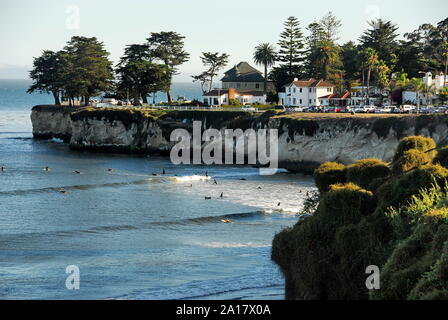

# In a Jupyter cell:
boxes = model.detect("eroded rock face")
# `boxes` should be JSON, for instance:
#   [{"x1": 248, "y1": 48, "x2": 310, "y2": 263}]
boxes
[{"x1": 31, "y1": 105, "x2": 448, "y2": 172}]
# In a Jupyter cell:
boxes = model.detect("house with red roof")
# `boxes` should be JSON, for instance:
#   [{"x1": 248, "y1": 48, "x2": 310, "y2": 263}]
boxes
[{"x1": 279, "y1": 78, "x2": 334, "y2": 107}]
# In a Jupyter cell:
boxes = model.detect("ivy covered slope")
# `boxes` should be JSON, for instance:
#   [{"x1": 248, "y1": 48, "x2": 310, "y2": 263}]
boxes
[{"x1": 272, "y1": 136, "x2": 448, "y2": 300}]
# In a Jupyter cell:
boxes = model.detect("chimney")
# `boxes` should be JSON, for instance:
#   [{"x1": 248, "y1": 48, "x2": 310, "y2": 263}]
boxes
[
  {"x1": 229, "y1": 88, "x2": 236, "y2": 99},
  {"x1": 293, "y1": 78, "x2": 298, "y2": 82}
]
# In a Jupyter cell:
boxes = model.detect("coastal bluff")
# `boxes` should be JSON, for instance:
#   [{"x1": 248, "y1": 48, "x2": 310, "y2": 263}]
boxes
[{"x1": 31, "y1": 105, "x2": 448, "y2": 172}]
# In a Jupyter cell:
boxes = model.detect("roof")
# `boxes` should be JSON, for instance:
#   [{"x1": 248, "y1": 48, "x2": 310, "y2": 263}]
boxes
[
  {"x1": 320, "y1": 92, "x2": 351, "y2": 99},
  {"x1": 221, "y1": 62, "x2": 265, "y2": 83},
  {"x1": 285, "y1": 78, "x2": 334, "y2": 88},
  {"x1": 203, "y1": 89, "x2": 264, "y2": 97}
]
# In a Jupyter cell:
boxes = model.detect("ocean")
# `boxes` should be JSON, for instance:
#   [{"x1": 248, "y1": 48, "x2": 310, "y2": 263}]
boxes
[{"x1": 0, "y1": 79, "x2": 313, "y2": 300}]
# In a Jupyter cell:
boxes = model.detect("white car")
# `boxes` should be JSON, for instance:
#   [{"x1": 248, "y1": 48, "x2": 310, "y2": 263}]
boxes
[
  {"x1": 400, "y1": 105, "x2": 416, "y2": 113},
  {"x1": 376, "y1": 106, "x2": 394, "y2": 113},
  {"x1": 286, "y1": 107, "x2": 306, "y2": 112},
  {"x1": 354, "y1": 105, "x2": 376, "y2": 113},
  {"x1": 241, "y1": 105, "x2": 258, "y2": 112}
]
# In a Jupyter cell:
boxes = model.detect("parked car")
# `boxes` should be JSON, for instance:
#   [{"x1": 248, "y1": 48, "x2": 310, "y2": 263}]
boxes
[
  {"x1": 376, "y1": 106, "x2": 394, "y2": 113},
  {"x1": 286, "y1": 107, "x2": 306, "y2": 112},
  {"x1": 354, "y1": 105, "x2": 376, "y2": 113},
  {"x1": 400, "y1": 105, "x2": 416, "y2": 113},
  {"x1": 241, "y1": 105, "x2": 258, "y2": 112}
]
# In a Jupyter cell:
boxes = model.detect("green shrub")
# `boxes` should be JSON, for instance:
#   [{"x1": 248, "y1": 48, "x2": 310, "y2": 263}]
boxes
[
  {"x1": 314, "y1": 162, "x2": 347, "y2": 193},
  {"x1": 376, "y1": 164, "x2": 448, "y2": 212},
  {"x1": 392, "y1": 149, "x2": 432, "y2": 175},
  {"x1": 346, "y1": 158, "x2": 390, "y2": 190},
  {"x1": 393, "y1": 136, "x2": 436, "y2": 162},
  {"x1": 433, "y1": 146, "x2": 448, "y2": 168}
]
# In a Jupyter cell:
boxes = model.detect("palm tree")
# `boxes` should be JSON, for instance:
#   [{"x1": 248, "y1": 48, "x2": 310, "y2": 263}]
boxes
[
  {"x1": 315, "y1": 40, "x2": 340, "y2": 80},
  {"x1": 253, "y1": 43, "x2": 276, "y2": 94},
  {"x1": 363, "y1": 48, "x2": 379, "y2": 103},
  {"x1": 409, "y1": 78, "x2": 425, "y2": 113}
]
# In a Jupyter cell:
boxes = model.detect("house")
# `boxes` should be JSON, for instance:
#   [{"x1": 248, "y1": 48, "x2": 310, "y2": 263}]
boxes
[
  {"x1": 221, "y1": 62, "x2": 274, "y2": 92},
  {"x1": 319, "y1": 92, "x2": 351, "y2": 107},
  {"x1": 349, "y1": 84, "x2": 384, "y2": 106},
  {"x1": 203, "y1": 88, "x2": 266, "y2": 106},
  {"x1": 402, "y1": 72, "x2": 447, "y2": 105},
  {"x1": 279, "y1": 78, "x2": 334, "y2": 107}
]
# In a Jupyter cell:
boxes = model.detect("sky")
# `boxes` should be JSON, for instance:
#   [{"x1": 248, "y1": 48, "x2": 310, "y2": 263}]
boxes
[{"x1": 0, "y1": 0, "x2": 447, "y2": 82}]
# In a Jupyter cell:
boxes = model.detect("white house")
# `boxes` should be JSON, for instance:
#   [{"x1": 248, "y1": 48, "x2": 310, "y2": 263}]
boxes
[
  {"x1": 402, "y1": 72, "x2": 447, "y2": 105},
  {"x1": 279, "y1": 79, "x2": 334, "y2": 107},
  {"x1": 203, "y1": 88, "x2": 266, "y2": 106}
]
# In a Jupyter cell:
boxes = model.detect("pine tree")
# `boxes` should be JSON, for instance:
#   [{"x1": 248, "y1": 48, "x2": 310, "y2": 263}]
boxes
[{"x1": 277, "y1": 16, "x2": 305, "y2": 78}]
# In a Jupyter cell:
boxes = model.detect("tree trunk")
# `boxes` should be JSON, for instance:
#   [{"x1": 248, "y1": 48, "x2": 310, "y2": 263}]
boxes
[
  {"x1": 445, "y1": 55, "x2": 447, "y2": 88},
  {"x1": 264, "y1": 64, "x2": 268, "y2": 95},
  {"x1": 133, "y1": 89, "x2": 141, "y2": 106},
  {"x1": 53, "y1": 91, "x2": 60, "y2": 105},
  {"x1": 167, "y1": 90, "x2": 173, "y2": 104},
  {"x1": 142, "y1": 93, "x2": 148, "y2": 104},
  {"x1": 367, "y1": 68, "x2": 371, "y2": 105},
  {"x1": 84, "y1": 96, "x2": 90, "y2": 106}
]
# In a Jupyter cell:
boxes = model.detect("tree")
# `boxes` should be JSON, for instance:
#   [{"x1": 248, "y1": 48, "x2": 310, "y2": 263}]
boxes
[
  {"x1": 277, "y1": 16, "x2": 305, "y2": 77},
  {"x1": 147, "y1": 32, "x2": 189, "y2": 103},
  {"x1": 116, "y1": 44, "x2": 169, "y2": 106},
  {"x1": 360, "y1": 19, "x2": 399, "y2": 69},
  {"x1": 28, "y1": 50, "x2": 67, "y2": 105},
  {"x1": 63, "y1": 36, "x2": 114, "y2": 106},
  {"x1": 319, "y1": 11, "x2": 342, "y2": 42},
  {"x1": 253, "y1": 43, "x2": 276, "y2": 94},
  {"x1": 192, "y1": 72, "x2": 211, "y2": 95},
  {"x1": 439, "y1": 87, "x2": 448, "y2": 104},
  {"x1": 409, "y1": 77, "x2": 425, "y2": 112},
  {"x1": 341, "y1": 41, "x2": 362, "y2": 83},
  {"x1": 362, "y1": 47, "x2": 379, "y2": 100},
  {"x1": 314, "y1": 40, "x2": 341, "y2": 81},
  {"x1": 443, "y1": 41, "x2": 448, "y2": 88},
  {"x1": 199, "y1": 52, "x2": 229, "y2": 92}
]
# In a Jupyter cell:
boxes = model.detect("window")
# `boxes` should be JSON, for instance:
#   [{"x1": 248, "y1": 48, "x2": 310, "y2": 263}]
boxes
[
  {"x1": 293, "y1": 88, "x2": 296, "y2": 93},
  {"x1": 327, "y1": 88, "x2": 332, "y2": 92},
  {"x1": 293, "y1": 98, "x2": 296, "y2": 104},
  {"x1": 204, "y1": 98, "x2": 208, "y2": 104},
  {"x1": 300, "y1": 88, "x2": 302, "y2": 93},
  {"x1": 309, "y1": 88, "x2": 312, "y2": 93},
  {"x1": 255, "y1": 83, "x2": 260, "y2": 89},
  {"x1": 299, "y1": 99, "x2": 302, "y2": 104},
  {"x1": 309, "y1": 99, "x2": 312, "y2": 104},
  {"x1": 213, "y1": 98, "x2": 218, "y2": 105},
  {"x1": 223, "y1": 98, "x2": 227, "y2": 103}
]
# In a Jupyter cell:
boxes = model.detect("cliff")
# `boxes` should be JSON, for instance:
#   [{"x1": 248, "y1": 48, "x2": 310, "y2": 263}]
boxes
[{"x1": 31, "y1": 105, "x2": 448, "y2": 172}]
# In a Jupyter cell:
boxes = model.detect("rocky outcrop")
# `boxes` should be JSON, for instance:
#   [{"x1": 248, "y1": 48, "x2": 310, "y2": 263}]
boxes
[{"x1": 31, "y1": 105, "x2": 448, "y2": 172}]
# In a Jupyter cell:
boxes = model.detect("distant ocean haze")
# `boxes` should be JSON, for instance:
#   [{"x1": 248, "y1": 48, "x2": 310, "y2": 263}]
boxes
[{"x1": 0, "y1": 79, "x2": 204, "y2": 110}]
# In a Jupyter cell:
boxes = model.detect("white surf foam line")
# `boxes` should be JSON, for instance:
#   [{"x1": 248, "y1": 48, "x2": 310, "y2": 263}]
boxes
[
  {"x1": 192, "y1": 241, "x2": 271, "y2": 248},
  {"x1": 169, "y1": 175, "x2": 211, "y2": 182}
]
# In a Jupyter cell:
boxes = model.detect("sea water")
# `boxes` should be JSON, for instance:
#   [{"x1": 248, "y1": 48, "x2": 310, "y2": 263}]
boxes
[{"x1": 0, "y1": 80, "x2": 314, "y2": 299}]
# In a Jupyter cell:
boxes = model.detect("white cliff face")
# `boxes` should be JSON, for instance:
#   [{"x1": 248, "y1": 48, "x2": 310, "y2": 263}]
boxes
[
  {"x1": 31, "y1": 107, "x2": 74, "y2": 142},
  {"x1": 31, "y1": 106, "x2": 448, "y2": 172}
]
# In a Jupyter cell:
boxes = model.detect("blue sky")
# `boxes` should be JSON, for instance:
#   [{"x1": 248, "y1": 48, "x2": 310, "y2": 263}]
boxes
[{"x1": 0, "y1": 0, "x2": 447, "y2": 81}]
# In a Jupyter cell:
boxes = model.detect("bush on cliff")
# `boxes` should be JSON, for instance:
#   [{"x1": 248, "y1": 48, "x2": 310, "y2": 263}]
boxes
[
  {"x1": 371, "y1": 183, "x2": 448, "y2": 300},
  {"x1": 376, "y1": 164, "x2": 448, "y2": 212},
  {"x1": 433, "y1": 146, "x2": 448, "y2": 168},
  {"x1": 392, "y1": 149, "x2": 432, "y2": 175},
  {"x1": 273, "y1": 135, "x2": 448, "y2": 300},
  {"x1": 313, "y1": 162, "x2": 346, "y2": 193},
  {"x1": 272, "y1": 183, "x2": 379, "y2": 299},
  {"x1": 393, "y1": 136, "x2": 436, "y2": 162},
  {"x1": 346, "y1": 158, "x2": 390, "y2": 190}
]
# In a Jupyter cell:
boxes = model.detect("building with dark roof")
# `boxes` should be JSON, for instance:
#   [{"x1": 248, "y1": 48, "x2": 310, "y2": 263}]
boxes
[{"x1": 220, "y1": 62, "x2": 274, "y2": 92}]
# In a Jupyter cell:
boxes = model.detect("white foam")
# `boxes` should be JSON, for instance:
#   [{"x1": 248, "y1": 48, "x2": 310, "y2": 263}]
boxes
[
  {"x1": 194, "y1": 241, "x2": 271, "y2": 248},
  {"x1": 170, "y1": 175, "x2": 211, "y2": 182}
]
